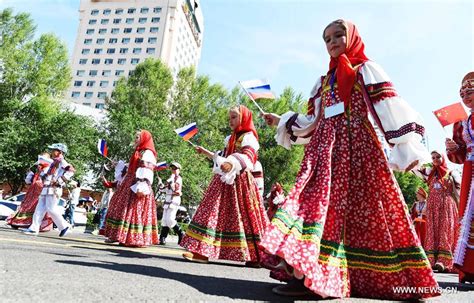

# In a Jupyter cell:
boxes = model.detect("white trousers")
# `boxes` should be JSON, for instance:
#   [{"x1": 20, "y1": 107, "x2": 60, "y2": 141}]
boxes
[
  {"x1": 29, "y1": 194, "x2": 69, "y2": 232},
  {"x1": 161, "y1": 206, "x2": 178, "y2": 228}
]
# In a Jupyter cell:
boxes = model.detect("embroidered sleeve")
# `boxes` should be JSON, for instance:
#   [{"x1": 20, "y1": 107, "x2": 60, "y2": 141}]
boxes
[
  {"x1": 275, "y1": 77, "x2": 323, "y2": 149},
  {"x1": 447, "y1": 121, "x2": 467, "y2": 164},
  {"x1": 131, "y1": 149, "x2": 156, "y2": 195},
  {"x1": 360, "y1": 61, "x2": 430, "y2": 171}
]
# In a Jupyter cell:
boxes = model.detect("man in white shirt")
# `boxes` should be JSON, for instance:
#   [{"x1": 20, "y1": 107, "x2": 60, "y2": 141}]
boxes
[
  {"x1": 66, "y1": 181, "x2": 81, "y2": 227},
  {"x1": 23, "y1": 143, "x2": 74, "y2": 237}
]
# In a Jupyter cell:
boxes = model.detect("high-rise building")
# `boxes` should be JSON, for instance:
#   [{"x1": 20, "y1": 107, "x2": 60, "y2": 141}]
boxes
[{"x1": 67, "y1": 0, "x2": 204, "y2": 109}]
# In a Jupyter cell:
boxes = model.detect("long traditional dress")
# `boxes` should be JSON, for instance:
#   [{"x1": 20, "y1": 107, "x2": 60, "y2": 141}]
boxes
[
  {"x1": 180, "y1": 107, "x2": 269, "y2": 262},
  {"x1": 259, "y1": 21, "x2": 438, "y2": 299},
  {"x1": 417, "y1": 163, "x2": 459, "y2": 272},
  {"x1": 448, "y1": 118, "x2": 474, "y2": 283},
  {"x1": 103, "y1": 130, "x2": 159, "y2": 247},
  {"x1": 7, "y1": 167, "x2": 53, "y2": 231},
  {"x1": 410, "y1": 200, "x2": 427, "y2": 247}
]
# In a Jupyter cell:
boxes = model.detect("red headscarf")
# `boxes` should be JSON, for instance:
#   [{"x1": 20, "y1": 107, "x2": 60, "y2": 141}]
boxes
[
  {"x1": 328, "y1": 20, "x2": 369, "y2": 108},
  {"x1": 128, "y1": 130, "x2": 157, "y2": 173},
  {"x1": 427, "y1": 151, "x2": 449, "y2": 184},
  {"x1": 226, "y1": 105, "x2": 258, "y2": 156}
]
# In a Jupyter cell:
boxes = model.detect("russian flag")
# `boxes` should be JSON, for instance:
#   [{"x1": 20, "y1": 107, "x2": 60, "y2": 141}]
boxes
[
  {"x1": 240, "y1": 79, "x2": 275, "y2": 100},
  {"x1": 37, "y1": 155, "x2": 53, "y2": 166},
  {"x1": 175, "y1": 122, "x2": 198, "y2": 141},
  {"x1": 155, "y1": 161, "x2": 168, "y2": 171},
  {"x1": 97, "y1": 139, "x2": 108, "y2": 157}
]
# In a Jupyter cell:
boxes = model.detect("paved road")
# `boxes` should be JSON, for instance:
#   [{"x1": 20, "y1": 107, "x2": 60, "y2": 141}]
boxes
[{"x1": 0, "y1": 224, "x2": 473, "y2": 302}]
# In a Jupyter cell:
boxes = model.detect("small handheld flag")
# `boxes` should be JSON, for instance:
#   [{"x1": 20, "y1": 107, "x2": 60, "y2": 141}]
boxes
[
  {"x1": 175, "y1": 122, "x2": 198, "y2": 141},
  {"x1": 155, "y1": 161, "x2": 168, "y2": 171},
  {"x1": 97, "y1": 139, "x2": 108, "y2": 157},
  {"x1": 239, "y1": 79, "x2": 275, "y2": 114},
  {"x1": 433, "y1": 102, "x2": 468, "y2": 127},
  {"x1": 37, "y1": 155, "x2": 53, "y2": 167}
]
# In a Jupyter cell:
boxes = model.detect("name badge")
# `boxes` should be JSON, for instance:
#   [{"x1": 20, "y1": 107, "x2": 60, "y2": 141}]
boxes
[
  {"x1": 433, "y1": 182, "x2": 442, "y2": 189},
  {"x1": 325, "y1": 102, "x2": 344, "y2": 118}
]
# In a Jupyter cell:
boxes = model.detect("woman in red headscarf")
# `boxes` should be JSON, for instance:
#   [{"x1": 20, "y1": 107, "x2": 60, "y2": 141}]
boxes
[
  {"x1": 102, "y1": 130, "x2": 159, "y2": 247},
  {"x1": 417, "y1": 151, "x2": 459, "y2": 273},
  {"x1": 7, "y1": 153, "x2": 53, "y2": 231},
  {"x1": 180, "y1": 105, "x2": 269, "y2": 266},
  {"x1": 261, "y1": 20, "x2": 438, "y2": 299}
]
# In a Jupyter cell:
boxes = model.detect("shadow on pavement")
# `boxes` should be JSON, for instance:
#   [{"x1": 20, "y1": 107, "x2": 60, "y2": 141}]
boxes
[
  {"x1": 55, "y1": 259, "x2": 318, "y2": 301},
  {"x1": 438, "y1": 281, "x2": 474, "y2": 292}
]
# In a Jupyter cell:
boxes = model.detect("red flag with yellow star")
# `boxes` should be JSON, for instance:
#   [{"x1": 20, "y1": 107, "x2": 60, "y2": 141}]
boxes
[{"x1": 433, "y1": 102, "x2": 467, "y2": 127}]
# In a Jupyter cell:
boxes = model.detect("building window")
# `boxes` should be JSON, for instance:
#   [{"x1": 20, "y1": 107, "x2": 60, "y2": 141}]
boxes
[
  {"x1": 79, "y1": 59, "x2": 87, "y2": 65},
  {"x1": 118, "y1": 58, "x2": 126, "y2": 65},
  {"x1": 84, "y1": 39, "x2": 92, "y2": 45},
  {"x1": 102, "y1": 70, "x2": 111, "y2": 76},
  {"x1": 86, "y1": 80, "x2": 95, "y2": 87},
  {"x1": 135, "y1": 38, "x2": 144, "y2": 43},
  {"x1": 139, "y1": 17, "x2": 147, "y2": 24},
  {"x1": 146, "y1": 48, "x2": 156, "y2": 54},
  {"x1": 76, "y1": 70, "x2": 85, "y2": 76},
  {"x1": 131, "y1": 58, "x2": 140, "y2": 65},
  {"x1": 151, "y1": 17, "x2": 160, "y2": 23},
  {"x1": 103, "y1": 9, "x2": 111, "y2": 15},
  {"x1": 133, "y1": 48, "x2": 141, "y2": 54},
  {"x1": 86, "y1": 29, "x2": 94, "y2": 35},
  {"x1": 98, "y1": 92, "x2": 107, "y2": 99},
  {"x1": 99, "y1": 28, "x2": 107, "y2": 34},
  {"x1": 115, "y1": 70, "x2": 124, "y2": 76},
  {"x1": 92, "y1": 59, "x2": 100, "y2": 65},
  {"x1": 107, "y1": 48, "x2": 115, "y2": 54},
  {"x1": 137, "y1": 27, "x2": 145, "y2": 34},
  {"x1": 105, "y1": 59, "x2": 113, "y2": 65},
  {"x1": 96, "y1": 38, "x2": 105, "y2": 44},
  {"x1": 127, "y1": 8, "x2": 136, "y2": 14},
  {"x1": 71, "y1": 92, "x2": 80, "y2": 98},
  {"x1": 94, "y1": 48, "x2": 103, "y2": 54},
  {"x1": 111, "y1": 28, "x2": 120, "y2": 34},
  {"x1": 115, "y1": 8, "x2": 123, "y2": 14},
  {"x1": 113, "y1": 81, "x2": 118, "y2": 87},
  {"x1": 101, "y1": 19, "x2": 109, "y2": 25},
  {"x1": 74, "y1": 81, "x2": 82, "y2": 87},
  {"x1": 85, "y1": 92, "x2": 93, "y2": 98},
  {"x1": 141, "y1": 7, "x2": 149, "y2": 13},
  {"x1": 124, "y1": 28, "x2": 132, "y2": 33},
  {"x1": 153, "y1": 7, "x2": 162, "y2": 13},
  {"x1": 109, "y1": 38, "x2": 118, "y2": 44},
  {"x1": 128, "y1": 70, "x2": 134, "y2": 76},
  {"x1": 95, "y1": 103, "x2": 105, "y2": 109},
  {"x1": 119, "y1": 48, "x2": 128, "y2": 54},
  {"x1": 122, "y1": 38, "x2": 130, "y2": 44},
  {"x1": 89, "y1": 19, "x2": 97, "y2": 25},
  {"x1": 91, "y1": 9, "x2": 99, "y2": 16},
  {"x1": 100, "y1": 81, "x2": 109, "y2": 88},
  {"x1": 113, "y1": 18, "x2": 121, "y2": 24},
  {"x1": 81, "y1": 49, "x2": 90, "y2": 55},
  {"x1": 126, "y1": 18, "x2": 134, "y2": 24},
  {"x1": 148, "y1": 37, "x2": 157, "y2": 44},
  {"x1": 150, "y1": 27, "x2": 159, "y2": 33},
  {"x1": 89, "y1": 70, "x2": 98, "y2": 76}
]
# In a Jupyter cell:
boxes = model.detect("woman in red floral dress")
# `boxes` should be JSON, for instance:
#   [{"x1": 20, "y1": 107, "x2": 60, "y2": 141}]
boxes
[
  {"x1": 102, "y1": 130, "x2": 159, "y2": 247},
  {"x1": 417, "y1": 151, "x2": 459, "y2": 272},
  {"x1": 7, "y1": 154, "x2": 53, "y2": 231},
  {"x1": 180, "y1": 105, "x2": 269, "y2": 266},
  {"x1": 261, "y1": 19, "x2": 439, "y2": 299},
  {"x1": 410, "y1": 187, "x2": 428, "y2": 248}
]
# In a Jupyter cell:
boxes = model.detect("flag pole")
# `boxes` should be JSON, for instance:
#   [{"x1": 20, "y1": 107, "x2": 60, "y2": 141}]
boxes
[
  {"x1": 186, "y1": 140, "x2": 197, "y2": 148},
  {"x1": 238, "y1": 81, "x2": 266, "y2": 115}
]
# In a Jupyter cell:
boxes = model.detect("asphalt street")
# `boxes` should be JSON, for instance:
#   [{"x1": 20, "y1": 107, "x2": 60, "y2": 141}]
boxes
[{"x1": 0, "y1": 224, "x2": 473, "y2": 302}]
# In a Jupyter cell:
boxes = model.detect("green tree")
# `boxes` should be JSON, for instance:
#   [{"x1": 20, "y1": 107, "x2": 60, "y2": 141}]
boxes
[{"x1": 394, "y1": 171, "x2": 427, "y2": 209}]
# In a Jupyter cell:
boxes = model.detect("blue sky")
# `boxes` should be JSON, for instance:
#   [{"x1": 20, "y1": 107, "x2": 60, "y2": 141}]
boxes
[{"x1": 1, "y1": 0, "x2": 473, "y2": 153}]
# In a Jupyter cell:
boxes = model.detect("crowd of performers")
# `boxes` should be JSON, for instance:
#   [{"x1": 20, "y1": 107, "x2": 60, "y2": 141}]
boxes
[{"x1": 5, "y1": 19, "x2": 474, "y2": 299}]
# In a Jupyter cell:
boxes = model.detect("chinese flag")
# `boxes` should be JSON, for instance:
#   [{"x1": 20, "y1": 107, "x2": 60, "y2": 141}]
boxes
[{"x1": 433, "y1": 102, "x2": 468, "y2": 127}]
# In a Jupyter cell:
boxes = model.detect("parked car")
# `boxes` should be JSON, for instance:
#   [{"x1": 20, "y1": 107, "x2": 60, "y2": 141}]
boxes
[{"x1": 0, "y1": 192, "x2": 87, "y2": 225}]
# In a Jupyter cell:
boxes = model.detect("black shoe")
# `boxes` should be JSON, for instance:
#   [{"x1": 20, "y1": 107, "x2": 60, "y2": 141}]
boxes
[
  {"x1": 159, "y1": 237, "x2": 166, "y2": 245},
  {"x1": 272, "y1": 278, "x2": 312, "y2": 297},
  {"x1": 59, "y1": 227, "x2": 70, "y2": 237}
]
